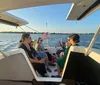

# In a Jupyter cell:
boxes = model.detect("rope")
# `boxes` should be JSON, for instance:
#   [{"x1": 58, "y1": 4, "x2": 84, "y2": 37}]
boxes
[{"x1": 25, "y1": 25, "x2": 39, "y2": 32}]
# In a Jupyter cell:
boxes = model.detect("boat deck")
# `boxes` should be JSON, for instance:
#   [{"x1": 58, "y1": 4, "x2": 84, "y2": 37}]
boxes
[
  {"x1": 47, "y1": 63, "x2": 58, "y2": 77},
  {"x1": 0, "y1": 79, "x2": 75, "y2": 85}
]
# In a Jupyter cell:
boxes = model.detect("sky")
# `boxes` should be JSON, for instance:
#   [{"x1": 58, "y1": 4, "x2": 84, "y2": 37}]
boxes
[{"x1": 0, "y1": 4, "x2": 100, "y2": 33}]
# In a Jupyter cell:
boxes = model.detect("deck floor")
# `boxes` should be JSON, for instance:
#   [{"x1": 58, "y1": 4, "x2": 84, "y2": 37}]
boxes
[
  {"x1": 47, "y1": 63, "x2": 58, "y2": 77},
  {"x1": 0, "y1": 79, "x2": 75, "y2": 85}
]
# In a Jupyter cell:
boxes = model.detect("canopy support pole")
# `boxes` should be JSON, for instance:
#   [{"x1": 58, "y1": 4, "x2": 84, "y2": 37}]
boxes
[
  {"x1": 19, "y1": 26, "x2": 26, "y2": 32},
  {"x1": 25, "y1": 25, "x2": 39, "y2": 32},
  {"x1": 85, "y1": 25, "x2": 100, "y2": 56}
]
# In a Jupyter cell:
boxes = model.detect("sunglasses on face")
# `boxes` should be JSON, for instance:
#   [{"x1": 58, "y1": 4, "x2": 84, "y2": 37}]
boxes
[
  {"x1": 28, "y1": 37, "x2": 31, "y2": 39},
  {"x1": 67, "y1": 39, "x2": 70, "y2": 41}
]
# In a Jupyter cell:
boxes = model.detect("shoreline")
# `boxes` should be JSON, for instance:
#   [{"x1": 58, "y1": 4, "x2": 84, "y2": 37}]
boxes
[{"x1": 0, "y1": 32, "x2": 95, "y2": 35}]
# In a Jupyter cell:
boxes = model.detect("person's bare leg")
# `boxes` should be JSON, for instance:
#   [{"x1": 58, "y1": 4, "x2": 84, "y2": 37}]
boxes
[
  {"x1": 44, "y1": 53, "x2": 52, "y2": 72},
  {"x1": 57, "y1": 65, "x2": 62, "y2": 76},
  {"x1": 44, "y1": 53, "x2": 49, "y2": 68}
]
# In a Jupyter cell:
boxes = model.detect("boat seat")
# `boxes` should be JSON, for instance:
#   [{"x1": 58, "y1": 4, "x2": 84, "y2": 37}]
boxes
[
  {"x1": 0, "y1": 48, "x2": 62, "y2": 82},
  {"x1": 62, "y1": 46, "x2": 100, "y2": 85},
  {"x1": 0, "y1": 50, "x2": 34, "y2": 81}
]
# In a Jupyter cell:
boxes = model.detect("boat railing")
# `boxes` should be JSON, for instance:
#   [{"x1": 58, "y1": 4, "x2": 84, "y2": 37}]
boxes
[{"x1": 85, "y1": 25, "x2": 100, "y2": 56}]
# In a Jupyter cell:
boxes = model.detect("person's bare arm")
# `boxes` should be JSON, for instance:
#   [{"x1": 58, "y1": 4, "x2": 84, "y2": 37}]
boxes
[
  {"x1": 59, "y1": 41, "x2": 63, "y2": 48},
  {"x1": 60, "y1": 52, "x2": 64, "y2": 57},
  {"x1": 29, "y1": 58, "x2": 45, "y2": 64}
]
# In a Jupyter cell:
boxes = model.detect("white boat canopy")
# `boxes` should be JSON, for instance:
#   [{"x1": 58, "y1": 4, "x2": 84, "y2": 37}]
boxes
[
  {"x1": 0, "y1": 0, "x2": 99, "y2": 20},
  {"x1": 0, "y1": 12, "x2": 28, "y2": 26},
  {"x1": 0, "y1": 0, "x2": 99, "y2": 26}
]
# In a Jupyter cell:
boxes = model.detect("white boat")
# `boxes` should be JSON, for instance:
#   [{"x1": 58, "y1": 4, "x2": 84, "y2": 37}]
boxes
[{"x1": 0, "y1": 0, "x2": 100, "y2": 85}]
